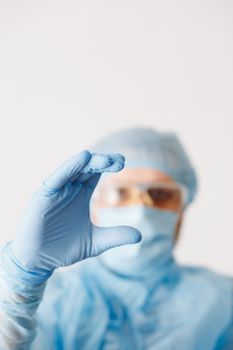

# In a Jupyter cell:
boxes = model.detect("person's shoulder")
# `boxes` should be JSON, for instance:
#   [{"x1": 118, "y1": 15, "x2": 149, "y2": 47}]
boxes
[
  {"x1": 177, "y1": 264, "x2": 233, "y2": 301},
  {"x1": 180, "y1": 264, "x2": 232, "y2": 283}
]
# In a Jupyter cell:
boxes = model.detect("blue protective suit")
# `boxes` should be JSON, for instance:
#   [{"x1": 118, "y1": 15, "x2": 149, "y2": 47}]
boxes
[
  {"x1": 0, "y1": 243, "x2": 233, "y2": 350},
  {"x1": 0, "y1": 127, "x2": 232, "y2": 350}
]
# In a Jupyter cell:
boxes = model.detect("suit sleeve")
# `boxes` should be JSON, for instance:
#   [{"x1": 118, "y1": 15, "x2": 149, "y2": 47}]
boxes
[{"x1": 0, "y1": 243, "x2": 49, "y2": 350}]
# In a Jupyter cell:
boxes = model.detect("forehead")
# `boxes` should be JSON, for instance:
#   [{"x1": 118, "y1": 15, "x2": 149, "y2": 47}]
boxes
[{"x1": 101, "y1": 168, "x2": 177, "y2": 186}]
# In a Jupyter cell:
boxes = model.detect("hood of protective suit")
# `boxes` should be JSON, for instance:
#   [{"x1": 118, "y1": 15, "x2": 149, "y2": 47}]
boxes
[{"x1": 90, "y1": 126, "x2": 196, "y2": 275}]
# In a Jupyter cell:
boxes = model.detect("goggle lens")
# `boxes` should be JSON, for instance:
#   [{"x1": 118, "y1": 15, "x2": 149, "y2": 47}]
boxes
[{"x1": 94, "y1": 183, "x2": 186, "y2": 211}]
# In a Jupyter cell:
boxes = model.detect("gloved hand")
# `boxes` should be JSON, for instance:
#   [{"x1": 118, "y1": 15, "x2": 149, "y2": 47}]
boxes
[{"x1": 11, "y1": 150, "x2": 141, "y2": 273}]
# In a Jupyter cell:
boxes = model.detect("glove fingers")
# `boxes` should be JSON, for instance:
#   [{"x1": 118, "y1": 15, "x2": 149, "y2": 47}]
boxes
[
  {"x1": 91, "y1": 225, "x2": 142, "y2": 257},
  {"x1": 76, "y1": 153, "x2": 125, "y2": 191},
  {"x1": 44, "y1": 150, "x2": 92, "y2": 190},
  {"x1": 79, "y1": 173, "x2": 102, "y2": 191},
  {"x1": 78, "y1": 153, "x2": 125, "y2": 178},
  {"x1": 43, "y1": 152, "x2": 125, "y2": 192}
]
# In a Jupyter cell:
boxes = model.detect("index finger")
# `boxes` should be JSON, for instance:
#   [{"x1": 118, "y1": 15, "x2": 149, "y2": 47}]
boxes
[
  {"x1": 76, "y1": 153, "x2": 125, "y2": 183},
  {"x1": 43, "y1": 150, "x2": 91, "y2": 190}
]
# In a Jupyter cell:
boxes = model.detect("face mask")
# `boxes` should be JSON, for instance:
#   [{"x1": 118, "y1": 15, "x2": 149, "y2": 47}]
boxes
[{"x1": 96, "y1": 205, "x2": 179, "y2": 273}]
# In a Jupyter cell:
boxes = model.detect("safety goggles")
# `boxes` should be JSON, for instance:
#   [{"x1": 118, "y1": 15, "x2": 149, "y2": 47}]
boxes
[{"x1": 93, "y1": 181, "x2": 188, "y2": 211}]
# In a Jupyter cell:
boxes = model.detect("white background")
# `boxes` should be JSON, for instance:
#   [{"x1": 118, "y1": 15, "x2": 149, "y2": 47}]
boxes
[{"x1": 0, "y1": 0, "x2": 233, "y2": 274}]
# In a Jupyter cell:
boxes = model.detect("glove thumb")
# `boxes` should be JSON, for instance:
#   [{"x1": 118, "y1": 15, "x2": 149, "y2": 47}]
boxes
[{"x1": 91, "y1": 225, "x2": 142, "y2": 257}]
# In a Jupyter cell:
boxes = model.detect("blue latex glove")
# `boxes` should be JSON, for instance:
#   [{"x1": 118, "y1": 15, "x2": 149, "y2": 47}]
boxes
[{"x1": 11, "y1": 150, "x2": 141, "y2": 273}]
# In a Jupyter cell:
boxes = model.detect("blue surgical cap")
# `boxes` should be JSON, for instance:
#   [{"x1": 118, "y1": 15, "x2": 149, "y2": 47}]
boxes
[{"x1": 90, "y1": 127, "x2": 198, "y2": 205}]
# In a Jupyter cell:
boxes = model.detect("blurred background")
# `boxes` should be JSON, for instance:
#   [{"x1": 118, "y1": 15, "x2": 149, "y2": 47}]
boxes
[{"x1": 0, "y1": 0, "x2": 232, "y2": 274}]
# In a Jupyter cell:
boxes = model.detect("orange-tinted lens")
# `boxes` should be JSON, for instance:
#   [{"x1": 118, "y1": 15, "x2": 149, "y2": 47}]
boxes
[{"x1": 147, "y1": 187, "x2": 182, "y2": 210}]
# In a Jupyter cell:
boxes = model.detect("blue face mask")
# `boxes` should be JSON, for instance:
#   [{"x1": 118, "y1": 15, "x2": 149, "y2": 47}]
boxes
[{"x1": 96, "y1": 205, "x2": 179, "y2": 274}]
